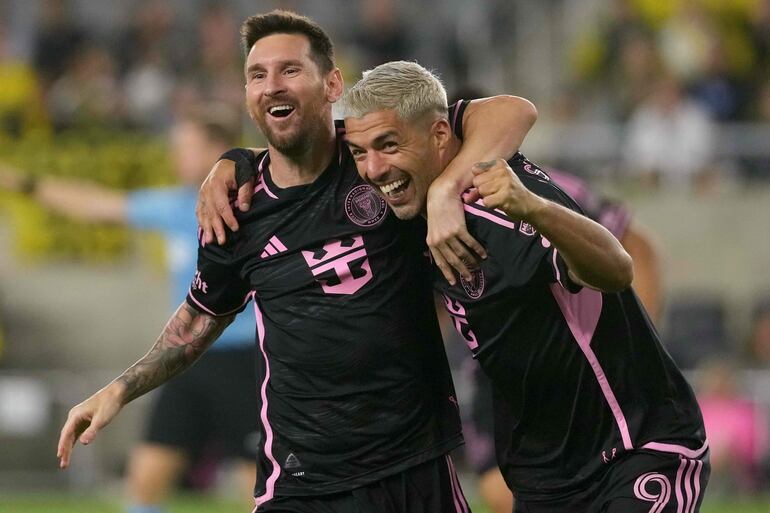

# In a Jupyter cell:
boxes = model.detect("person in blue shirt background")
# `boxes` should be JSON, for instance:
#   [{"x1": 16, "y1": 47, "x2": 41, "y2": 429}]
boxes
[{"x1": 0, "y1": 105, "x2": 258, "y2": 513}]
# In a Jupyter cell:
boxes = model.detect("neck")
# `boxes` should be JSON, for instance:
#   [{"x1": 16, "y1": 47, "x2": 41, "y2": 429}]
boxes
[
  {"x1": 268, "y1": 121, "x2": 337, "y2": 188},
  {"x1": 441, "y1": 136, "x2": 462, "y2": 170}
]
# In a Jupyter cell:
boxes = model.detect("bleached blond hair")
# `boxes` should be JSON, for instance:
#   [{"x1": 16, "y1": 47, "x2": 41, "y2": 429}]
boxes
[{"x1": 343, "y1": 61, "x2": 448, "y2": 123}]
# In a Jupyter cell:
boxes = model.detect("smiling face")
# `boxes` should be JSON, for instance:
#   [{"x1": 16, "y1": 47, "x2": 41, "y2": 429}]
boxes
[
  {"x1": 244, "y1": 33, "x2": 341, "y2": 156},
  {"x1": 344, "y1": 109, "x2": 448, "y2": 220}
]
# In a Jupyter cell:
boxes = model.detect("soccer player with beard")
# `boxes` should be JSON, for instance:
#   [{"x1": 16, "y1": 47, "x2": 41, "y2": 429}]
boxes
[
  {"x1": 57, "y1": 11, "x2": 538, "y2": 513},
  {"x1": 340, "y1": 61, "x2": 709, "y2": 513}
]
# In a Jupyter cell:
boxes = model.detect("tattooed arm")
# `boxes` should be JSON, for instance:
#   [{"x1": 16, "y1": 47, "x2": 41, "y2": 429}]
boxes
[{"x1": 57, "y1": 303, "x2": 233, "y2": 468}]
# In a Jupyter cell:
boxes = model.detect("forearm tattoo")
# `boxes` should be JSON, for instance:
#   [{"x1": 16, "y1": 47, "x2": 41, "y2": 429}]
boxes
[
  {"x1": 475, "y1": 160, "x2": 497, "y2": 171},
  {"x1": 116, "y1": 303, "x2": 233, "y2": 403}
]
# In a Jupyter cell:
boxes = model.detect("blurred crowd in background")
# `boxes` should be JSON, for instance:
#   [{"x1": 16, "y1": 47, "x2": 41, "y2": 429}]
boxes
[
  {"x1": 1, "y1": 0, "x2": 770, "y2": 505},
  {"x1": 2, "y1": 0, "x2": 770, "y2": 182}
]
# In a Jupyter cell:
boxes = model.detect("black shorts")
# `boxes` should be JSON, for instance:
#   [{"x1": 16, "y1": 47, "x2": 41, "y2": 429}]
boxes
[
  {"x1": 144, "y1": 345, "x2": 258, "y2": 460},
  {"x1": 254, "y1": 454, "x2": 471, "y2": 513},
  {"x1": 514, "y1": 449, "x2": 710, "y2": 513}
]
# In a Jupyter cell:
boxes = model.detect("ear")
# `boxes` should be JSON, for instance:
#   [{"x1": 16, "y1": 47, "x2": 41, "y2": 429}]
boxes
[
  {"x1": 431, "y1": 117, "x2": 453, "y2": 149},
  {"x1": 326, "y1": 68, "x2": 344, "y2": 103}
]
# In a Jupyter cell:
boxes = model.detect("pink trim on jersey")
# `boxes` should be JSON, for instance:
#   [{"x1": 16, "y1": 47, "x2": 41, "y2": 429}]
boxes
[
  {"x1": 187, "y1": 291, "x2": 217, "y2": 315},
  {"x1": 253, "y1": 300, "x2": 281, "y2": 508},
  {"x1": 641, "y1": 439, "x2": 710, "y2": 459},
  {"x1": 255, "y1": 153, "x2": 278, "y2": 199},
  {"x1": 187, "y1": 288, "x2": 252, "y2": 317},
  {"x1": 451, "y1": 100, "x2": 463, "y2": 134},
  {"x1": 445, "y1": 454, "x2": 470, "y2": 513},
  {"x1": 551, "y1": 249, "x2": 562, "y2": 284},
  {"x1": 549, "y1": 284, "x2": 634, "y2": 451},
  {"x1": 463, "y1": 204, "x2": 516, "y2": 230}
]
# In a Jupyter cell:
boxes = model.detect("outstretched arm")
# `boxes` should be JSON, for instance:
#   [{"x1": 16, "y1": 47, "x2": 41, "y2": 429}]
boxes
[
  {"x1": 57, "y1": 303, "x2": 233, "y2": 468},
  {"x1": 0, "y1": 163, "x2": 127, "y2": 223},
  {"x1": 472, "y1": 159, "x2": 633, "y2": 291},
  {"x1": 427, "y1": 96, "x2": 537, "y2": 284}
]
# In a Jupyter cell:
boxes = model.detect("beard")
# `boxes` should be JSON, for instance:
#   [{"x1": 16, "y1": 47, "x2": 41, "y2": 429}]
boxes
[{"x1": 254, "y1": 99, "x2": 327, "y2": 158}]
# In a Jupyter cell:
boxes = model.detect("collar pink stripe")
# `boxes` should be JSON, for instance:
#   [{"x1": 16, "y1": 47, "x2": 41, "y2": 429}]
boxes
[{"x1": 256, "y1": 153, "x2": 278, "y2": 199}]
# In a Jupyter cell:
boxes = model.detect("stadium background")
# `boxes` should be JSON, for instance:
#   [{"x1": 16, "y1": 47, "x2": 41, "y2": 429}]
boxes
[{"x1": 0, "y1": 0, "x2": 769, "y2": 511}]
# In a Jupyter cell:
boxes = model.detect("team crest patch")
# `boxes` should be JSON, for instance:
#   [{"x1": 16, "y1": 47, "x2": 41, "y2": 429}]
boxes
[
  {"x1": 519, "y1": 222, "x2": 536, "y2": 236},
  {"x1": 460, "y1": 269, "x2": 485, "y2": 299},
  {"x1": 345, "y1": 185, "x2": 387, "y2": 227}
]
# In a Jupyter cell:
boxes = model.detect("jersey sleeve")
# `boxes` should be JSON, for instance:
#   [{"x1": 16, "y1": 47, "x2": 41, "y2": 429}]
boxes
[
  {"x1": 486, "y1": 154, "x2": 583, "y2": 293},
  {"x1": 448, "y1": 99, "x2": 470, "y2": 140},
  {"x1": 219, "y1": 147, "x2": 260, "y2": 189},
  {"x1": 185, "y1": 232, "x2": 253, "y2": 317}
]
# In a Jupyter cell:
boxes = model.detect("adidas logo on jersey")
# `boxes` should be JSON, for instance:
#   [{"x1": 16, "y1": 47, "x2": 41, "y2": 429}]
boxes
[{"x1": 261, "y1": 235, "x2": 288, "y2": 258}]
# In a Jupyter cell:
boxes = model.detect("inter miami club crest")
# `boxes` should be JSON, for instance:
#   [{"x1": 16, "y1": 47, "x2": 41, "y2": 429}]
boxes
[
  {"x1": 345, "y1": 185, "x2": 387, "y2": 227},
  {"x1": 460, "y1": 269, "x2": 485, "y2": 299}
]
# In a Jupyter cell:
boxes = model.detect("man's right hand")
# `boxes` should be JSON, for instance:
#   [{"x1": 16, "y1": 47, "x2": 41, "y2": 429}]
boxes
[
  {"x1": 196, "y1": 159, "x2": 256, "y2": 245},
  {"x1": 57, "y1": 383, "x2": 125, "y2": 469}
]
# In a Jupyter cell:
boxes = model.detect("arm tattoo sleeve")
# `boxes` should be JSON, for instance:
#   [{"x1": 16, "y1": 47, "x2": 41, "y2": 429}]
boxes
[{"x1": 115, "y1": 303, "x2": 234, "y2": 404}]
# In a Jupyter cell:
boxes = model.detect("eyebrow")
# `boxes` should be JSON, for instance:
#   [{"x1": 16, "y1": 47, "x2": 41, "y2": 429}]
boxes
[
  {"x1": 372, "y1": 131, "x2": 398, "y2": 146},
  {"x1": 246, "y1": 59, "x2": 304, "y2": 73}
]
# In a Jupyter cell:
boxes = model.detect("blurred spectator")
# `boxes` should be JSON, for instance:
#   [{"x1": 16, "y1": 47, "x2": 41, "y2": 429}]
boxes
[
  {"x1": 571, "y1": 0, "x2": 658, "y2": 119},
  {"x1": 116, "y1": 0, "x2": 185, "y2": 132},
  {"x1": 690, "y1": 36, "x2": 748, "y2": 122},
  {"x1": 0, "y1": 19, "x2": 49, "y2": 138},
  {"x1": 622, "y1": 73, "x2": 717, "y2": 191},
  {"x1": 31, "y1": 0, "x2": 88, "y2": 89},
  {"x1": 351, "y1": 0, "x2": 411, "y2": 70},
  {"x1": 749, "y1": 0, "x2": 770, "y2": 76},
  {"x1": 187, "y1": 3, "x2": 244, "y2": 114},
  {"x1": 739, "y1": 78, "x2": 770, "y2": 182},
  {"x1": 45, "y1": 43, "x2": 127, "y2": 132},
  {"x1": 747, "y1": 297, "x2": 770, "y2": 367},
  {"x1": 657, "y1": 0, "x2": 715, "y2": 83},
  {"x1": 696, "y1": 358, "x2": 768, "y2": 495}
]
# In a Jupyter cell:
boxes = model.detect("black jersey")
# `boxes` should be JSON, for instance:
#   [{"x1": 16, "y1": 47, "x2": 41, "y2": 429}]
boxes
[
  {"x1": 434, "y1": 152, "x2": 706, "y2": 501},
  {"x1": 186, "y1": 125, "x2": 462, "y2": 503}
]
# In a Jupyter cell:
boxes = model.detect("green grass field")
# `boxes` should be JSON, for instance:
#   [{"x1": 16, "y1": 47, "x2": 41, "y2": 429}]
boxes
[{"x1": 2, "y1": 493, "x2": 770, "y2": 513}]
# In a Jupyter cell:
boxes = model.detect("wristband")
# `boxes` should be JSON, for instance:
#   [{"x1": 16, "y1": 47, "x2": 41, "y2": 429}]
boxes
[{"x1": 218, "y1": 148, "x2": 259, "y2": 188}]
